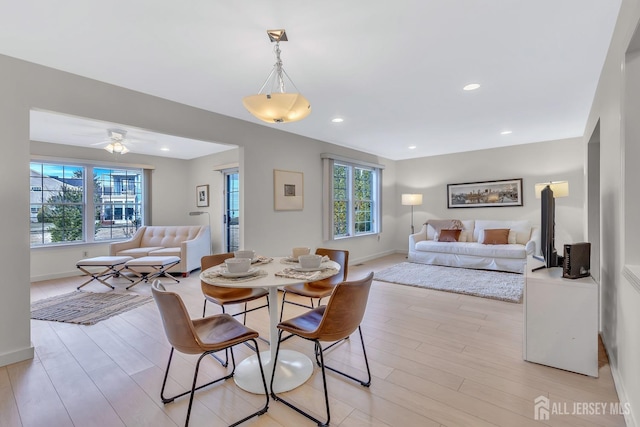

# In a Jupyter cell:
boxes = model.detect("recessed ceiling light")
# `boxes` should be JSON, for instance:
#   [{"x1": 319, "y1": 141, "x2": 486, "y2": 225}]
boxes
[
  {"x1": 500, "y1": 130, "x2": 512, "y2": 135},
  {"x1": 331, "y1": 117, "x2": 344, "y2": 123},
  {"x1": 160, "y1": 147, "x2": 170, "y2": 151},
  {"x1": 408, "y1": 145, "x2": 417, "y2": 149},
  {"x1": 463, "y1": 83, "x2": 480, "y2": 91}
]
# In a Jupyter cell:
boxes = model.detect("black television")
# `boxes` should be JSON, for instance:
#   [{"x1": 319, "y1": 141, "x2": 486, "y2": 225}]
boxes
[{"x1": 533, "y1": 185, "x2": 562, "y2": 271}]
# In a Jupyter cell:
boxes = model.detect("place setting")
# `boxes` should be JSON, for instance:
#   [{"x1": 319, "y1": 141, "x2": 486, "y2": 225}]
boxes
[
  {"x1": 234, "y1": 249, "x2": 273, "y2": 266},
  {"x1": 202, "y1": 256, "x2": 268, "y2": 283},
  {"x1": 276, "y1": 249, "x2": 338, "y2": 281}
]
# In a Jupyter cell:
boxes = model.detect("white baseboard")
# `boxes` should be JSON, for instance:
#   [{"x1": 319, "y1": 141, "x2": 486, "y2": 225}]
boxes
[
  {"x1": 31, "y1": 270, "x2": 83, "y2": 283},
  {"x1": 601, "y1": 333, "x2": 637, "y2": 427},
  {"x1": 349, "y1": 249, "x2": 401, "y2": 266},
  {"x1": 0, "y1": 345, "x2": 34, "y2": 368}
]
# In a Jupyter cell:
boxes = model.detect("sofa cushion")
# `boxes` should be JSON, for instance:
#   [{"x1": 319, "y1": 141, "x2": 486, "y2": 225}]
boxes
[
  {"x1": 149, "y1": 247, "x2": 181, "y2": 257},
  {"x1": 414, "y1": 241, "x2": 527, "y2": 259},
  {"x1": 427, "y1": 220, "x2": 474, "y2": 240},
  {"x1": 140, "y1": 226, "x2": 204, "y2": 248},
  {"x1": 438, "y1": 229, "x2": 461, "y2": 242},
  {"x1": 479, "y1": 228, "x2": 510, "y2": 244},
  {"x1": 474, "y1": 220, "x2": 531, "y2": 244},
  {"x1": 115, "y1": 247, "x2": 165, "y2": 257}
]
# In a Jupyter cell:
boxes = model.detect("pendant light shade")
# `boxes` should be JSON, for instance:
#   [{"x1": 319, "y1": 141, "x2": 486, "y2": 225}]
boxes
[
  {"x1": 242, "y1": 93, "x2": 311, "y2": 123},
  {"x1": 243, "y1": 29, "x2": 311, "y2": 123}
]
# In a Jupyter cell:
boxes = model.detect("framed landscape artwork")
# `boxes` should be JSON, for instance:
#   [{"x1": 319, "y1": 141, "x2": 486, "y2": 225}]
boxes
[
  {"x1": 274, "y1": 169, "x2": 303, "y2": 211},
  {"x1": 196, "y1": 184, "x2": 209, "y2": 207},
  {"x1": 447, "y1": 178, "x2": 523, "y2": 208}
]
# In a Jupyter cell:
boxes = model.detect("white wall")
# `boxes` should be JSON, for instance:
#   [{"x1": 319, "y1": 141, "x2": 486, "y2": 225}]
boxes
[
  {"x1": 583, "y1": 0, "x2": 640, "y2": 424},
  {"x1": 186, "y1": 148, "x2": 240, "y2": 253},
  {"x1": 394, "y1": 138, "x2": 585, "y2": 251}
]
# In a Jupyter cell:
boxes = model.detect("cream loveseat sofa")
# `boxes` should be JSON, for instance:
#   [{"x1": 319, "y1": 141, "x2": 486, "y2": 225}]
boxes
[
  {"x1": 408, "y1": 219, "x2": 539, "y2": 273},
  {"x1": 109, "y1": 225, "x2": 211, "y2": 275}
]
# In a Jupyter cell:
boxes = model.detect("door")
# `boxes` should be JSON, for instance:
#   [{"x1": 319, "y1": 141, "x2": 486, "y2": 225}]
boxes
[{"x1": 223, "y1": 169, "x2": 239, "y2": 252}]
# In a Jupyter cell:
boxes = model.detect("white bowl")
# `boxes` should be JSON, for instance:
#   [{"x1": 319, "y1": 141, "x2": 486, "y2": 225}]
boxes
[
  {"x1": 234, "y1": 250, "x2": 256, "y2": 260},
  {"x1": 225, "y1": 258, "x2": 252, "y2": 273},
  {"x1": 292, "y1": 247, "x2": 311, "y2": 259},
  {"x1": 298, "y1": 254, "x2": 322, "y2": 269}
]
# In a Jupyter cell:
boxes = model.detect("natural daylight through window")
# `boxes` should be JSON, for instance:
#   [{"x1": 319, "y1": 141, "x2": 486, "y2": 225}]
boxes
[{"x1": 30, "y1": 161, "x2": 145, "y2": 246}]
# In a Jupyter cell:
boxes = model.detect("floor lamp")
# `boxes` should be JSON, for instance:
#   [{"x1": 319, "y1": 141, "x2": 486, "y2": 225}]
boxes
[
  {"x1": 189, "y1": 211, "x2": 212, "y2": 255},
  {"x1": 401, "y1": 194, "x2": 423, "y2": 235}
]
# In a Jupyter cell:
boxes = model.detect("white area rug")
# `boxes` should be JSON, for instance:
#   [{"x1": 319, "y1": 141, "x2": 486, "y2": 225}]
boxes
[{"x1": 374, "y1": 262, "x2": 524, "y2": 303}]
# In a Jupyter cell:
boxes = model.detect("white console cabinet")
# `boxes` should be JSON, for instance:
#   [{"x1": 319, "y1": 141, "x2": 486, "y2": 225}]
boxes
[{"x1": 523, "y1": 259, "x2": 599, "y2": 377}]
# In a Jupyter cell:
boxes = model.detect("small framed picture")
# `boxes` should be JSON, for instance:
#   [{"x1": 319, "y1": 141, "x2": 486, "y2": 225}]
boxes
[
  {"x1": 196, "y1": 184, "x2": 209, "y2": 207},
  {"x1": 274, "y1": 169, "x2": 303, "y2": 211}
]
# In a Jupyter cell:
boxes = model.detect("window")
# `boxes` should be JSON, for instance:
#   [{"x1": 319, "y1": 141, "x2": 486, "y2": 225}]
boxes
[
  {"x1": 30, "y1": 161, "x2": 145, "y2": 246},
  {"x1": 322, "y1": 154, "x2": 382, "y2": 240}
]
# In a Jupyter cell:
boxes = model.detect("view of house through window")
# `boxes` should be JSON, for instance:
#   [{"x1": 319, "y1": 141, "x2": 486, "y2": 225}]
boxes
[
  {"x1": 332, "y1": 161, "x2": 380, "y2": 239},
  {"x1": 30, "y1": 161, "x2": 144, "y2": 246}
]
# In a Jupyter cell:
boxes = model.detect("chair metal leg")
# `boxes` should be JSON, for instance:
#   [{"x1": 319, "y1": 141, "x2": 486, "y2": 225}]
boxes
[
  {"x1": 272, "y1": 326, "x2": 372, "y2": 426},
  {"x1": 271, "y1": 331, "x2": 331, "y2": 426},
  {"x1": 314, "y1": 326, "x2": 371, "y2": 387},
  {"x1": 160, "y1": 338, "x2": 268, "y2": 427},
  {"x1": 160, "y1": 347, "x2": 234, "y2": 407},
  {"x1": 229, "y1": 338, "x2": 269, "y2": 427}
]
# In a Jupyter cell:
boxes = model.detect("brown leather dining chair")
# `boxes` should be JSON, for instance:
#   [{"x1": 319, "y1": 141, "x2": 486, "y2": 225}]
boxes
[
  {"x1": 151, "y1": 280, "x2": 269, "y2": 427},
  {"x1": 200, "y1": 253, "x2": 270, "y2": 365},
  {"x1": 279, "y1": 248, "x2": 348, "y2": 321},
  {"x1": 270, "y1": 271, "x2": 374, "y2": 426}
]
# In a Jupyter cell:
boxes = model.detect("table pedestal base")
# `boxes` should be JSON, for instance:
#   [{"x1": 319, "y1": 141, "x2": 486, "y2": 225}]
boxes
[{"x1": 234, "y1": 349, "x2": 313, "y2": 394}]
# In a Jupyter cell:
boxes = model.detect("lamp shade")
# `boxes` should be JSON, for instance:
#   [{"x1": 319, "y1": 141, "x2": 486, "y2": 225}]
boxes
[
  {"x1": 534, "y1": 181, "x2": 569, "y2": 198},
  {"x1": 401, "y1": 193, "x2": 423, "y2": 206},
  {"x1": 242, "y1": 93, "x2": 311, "y2": 123}
]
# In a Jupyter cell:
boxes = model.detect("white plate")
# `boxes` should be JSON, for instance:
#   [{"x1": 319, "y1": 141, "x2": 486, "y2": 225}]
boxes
[
  {"x1": 220, "y1": 267, "x2": 259, "y2": 278},
  {"x1": 293, "y1": 266, "x2": 328, "y2": 272}
]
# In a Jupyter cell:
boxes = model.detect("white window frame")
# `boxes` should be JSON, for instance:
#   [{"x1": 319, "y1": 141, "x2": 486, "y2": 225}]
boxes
[
  {"x1": 30, "y1": 156, "x2": 153, "y2": 248},
  {"x1": 322, "y1": 153, "x2": 383, "y2": 241}
]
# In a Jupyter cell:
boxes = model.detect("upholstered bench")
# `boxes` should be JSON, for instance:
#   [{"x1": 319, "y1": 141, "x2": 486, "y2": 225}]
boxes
[
  {"x1": 76, "y1": 256, "x2": 134, "y2": 290},
  {"x1": 124, "y1": 256, "x2": 181, "y2": 289}
]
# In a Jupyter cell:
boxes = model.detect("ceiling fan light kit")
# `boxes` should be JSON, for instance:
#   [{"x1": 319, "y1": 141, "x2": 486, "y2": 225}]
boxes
[
  {"x1": 103, "y1": 128, "x2": 130, "y2": 154},
  {"x1": 242, "y1": 29, "x2": 311, "y2": 123}
]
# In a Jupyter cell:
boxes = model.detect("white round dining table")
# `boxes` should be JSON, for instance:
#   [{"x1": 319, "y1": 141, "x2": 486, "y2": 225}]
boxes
[{"x1": 199, "y1": 256, "x2": 340, "y2": 394}]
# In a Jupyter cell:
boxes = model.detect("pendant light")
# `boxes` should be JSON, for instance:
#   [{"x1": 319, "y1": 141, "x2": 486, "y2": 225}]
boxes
[{"x1": 242, "y1": 29, "x2": 311, "y2": 123}]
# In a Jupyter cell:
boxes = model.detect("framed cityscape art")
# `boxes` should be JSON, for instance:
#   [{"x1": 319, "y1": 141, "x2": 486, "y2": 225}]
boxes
[{"x1": 447, "y1": 178, "x2": 523, "y2": 208}]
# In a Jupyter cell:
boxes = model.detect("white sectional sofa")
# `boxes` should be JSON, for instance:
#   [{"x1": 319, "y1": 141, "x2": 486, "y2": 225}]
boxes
[
  {"x1": 109, "y1": 225, "x2": 210, "y2": 275},
  {"x1": 408, "y1": 219, "x2": 539, "y2": 273}
]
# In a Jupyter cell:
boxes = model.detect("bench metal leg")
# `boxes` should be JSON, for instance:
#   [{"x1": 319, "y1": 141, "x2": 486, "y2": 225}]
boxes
[
  {"x1": 125, "y1": 261, "x2": 180, "y2": 290},
  {"x1": 76, "y1": 265, "x2": 132, "y2": 290}
]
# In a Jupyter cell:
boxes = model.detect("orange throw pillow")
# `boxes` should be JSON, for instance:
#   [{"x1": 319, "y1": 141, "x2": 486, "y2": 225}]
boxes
[
  {"x1": 438, "y1": 229, "x2": 461, "y2": 242},
  {"x1": 482, "y1": 228, "x2": 510, "y2": 245}
]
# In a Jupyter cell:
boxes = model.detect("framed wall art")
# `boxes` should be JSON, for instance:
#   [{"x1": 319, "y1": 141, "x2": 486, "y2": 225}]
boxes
[
  {"x1": 447, "y1": 178, "x2": 523, "y2": 208},
  {"x1": 274, "y1": 169, "x2": 303, "y2": 211},
  {"x1": 196, "y1": 184, "x2": 209, "y2": 207}
]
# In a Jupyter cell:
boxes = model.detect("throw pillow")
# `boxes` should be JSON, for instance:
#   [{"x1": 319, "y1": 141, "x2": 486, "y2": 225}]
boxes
[
  {"x1": 508, "y1": 230, "x2": 517, "y2": 244},
  {"x1": 438, "y1": 229, "x2": 461, "y2": 242},
  {"x1": 481, "y1": 228, "x2": 510, "y2": 245}
]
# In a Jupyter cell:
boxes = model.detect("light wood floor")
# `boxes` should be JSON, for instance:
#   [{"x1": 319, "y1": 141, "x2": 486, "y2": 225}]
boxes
[{"x1": 1, "y1": 254, "x2": 625, "y2": 427}]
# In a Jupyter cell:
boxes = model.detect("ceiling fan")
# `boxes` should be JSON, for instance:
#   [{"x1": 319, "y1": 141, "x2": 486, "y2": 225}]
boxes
[{"x1": 90, "y1": 128, "x2": 149, "y2": 154}]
